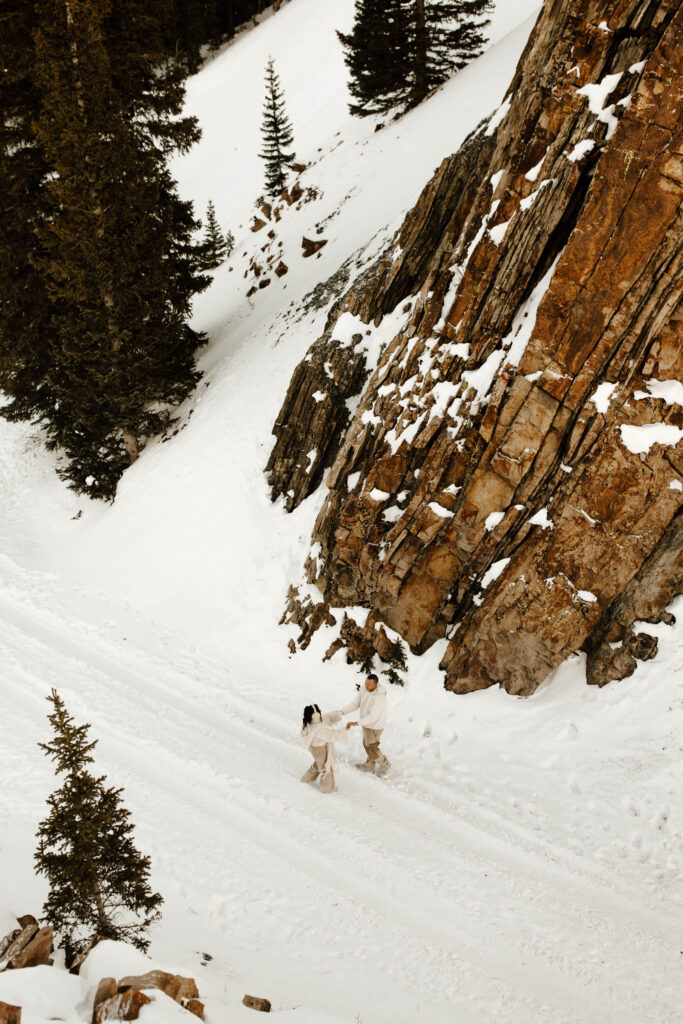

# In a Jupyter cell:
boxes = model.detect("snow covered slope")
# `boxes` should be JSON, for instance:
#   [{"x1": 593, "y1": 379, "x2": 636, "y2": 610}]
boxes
[{"x1": 0, "y1": 1, "x2": 680, "y2": 1022}]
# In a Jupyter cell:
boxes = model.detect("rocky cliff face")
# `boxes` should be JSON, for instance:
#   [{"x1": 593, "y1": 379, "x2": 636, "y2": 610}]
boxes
[{"x1": 268, "y1": 0, "x2": 683, "y2": 695}]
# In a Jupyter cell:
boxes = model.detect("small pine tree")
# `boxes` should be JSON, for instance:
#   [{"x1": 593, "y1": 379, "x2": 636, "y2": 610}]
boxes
[
  {"x1": 35, "y1": 689, "x2": 162, "y2": 963},
  {"x1": 201, "y1": 200, "x2": 229, "y2": 269},
  {"x1": 259, "y1": 57, "x2": 295, "y2": 197},
  {"x1": 224, "y1": 228, "x2": 235, "y2": 258}
]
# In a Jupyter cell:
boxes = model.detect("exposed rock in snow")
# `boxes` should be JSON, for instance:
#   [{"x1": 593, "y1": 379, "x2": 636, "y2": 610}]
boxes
[
  {"x1": 242, "y1": 995, "x2": 272, "y2": 1013},
  {"x1": 0, "y1": 1002, "x2": 21, "y2": 1024},
  {"x1": 0, "y1": 918, "x2": 53, "y2": 972}
]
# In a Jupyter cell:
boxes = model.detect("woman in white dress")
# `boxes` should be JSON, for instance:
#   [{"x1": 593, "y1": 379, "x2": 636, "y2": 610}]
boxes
[{"x1": 300, "y1": 703, "x2": 353, "y2": 793}]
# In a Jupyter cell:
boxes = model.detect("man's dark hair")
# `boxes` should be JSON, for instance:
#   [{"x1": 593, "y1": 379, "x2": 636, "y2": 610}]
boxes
[{"x1": 367, "y1": 673, "x2": 379, "y2": 683}]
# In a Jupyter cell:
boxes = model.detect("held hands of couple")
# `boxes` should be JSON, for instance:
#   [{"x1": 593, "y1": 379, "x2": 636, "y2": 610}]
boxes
[{"x1": 346, "y1": 721, "x2": 359, "y2": 730}]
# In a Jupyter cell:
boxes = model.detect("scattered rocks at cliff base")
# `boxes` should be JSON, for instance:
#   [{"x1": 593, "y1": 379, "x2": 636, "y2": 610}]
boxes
[{"x1": 301, "y1": 236, "x2": 327, "y2": 257}]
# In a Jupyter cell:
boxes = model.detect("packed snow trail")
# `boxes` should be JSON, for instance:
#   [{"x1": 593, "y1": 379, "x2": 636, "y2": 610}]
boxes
[
  {"x1": 0, "y1": 2, "x2": 681, "y2": 1022},
  {"x1": 0, "y1": 557, "x2": 680, "y2": 1023}
]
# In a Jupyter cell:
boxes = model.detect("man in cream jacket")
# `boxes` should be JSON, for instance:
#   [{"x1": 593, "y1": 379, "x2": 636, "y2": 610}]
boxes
[{"x1": 339, "y1": 673, "x2": 390, "y2": 774}]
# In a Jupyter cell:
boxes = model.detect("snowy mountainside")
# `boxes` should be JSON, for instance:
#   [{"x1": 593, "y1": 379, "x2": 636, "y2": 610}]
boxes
[{"x1": 0, "y1": 1, "x2": 681, "y2": 1023}]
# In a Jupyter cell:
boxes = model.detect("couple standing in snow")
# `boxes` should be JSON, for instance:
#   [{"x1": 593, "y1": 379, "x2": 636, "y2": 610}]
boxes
[{"x1": 300, "y1": 674, "x2": 390, "y2": 793}]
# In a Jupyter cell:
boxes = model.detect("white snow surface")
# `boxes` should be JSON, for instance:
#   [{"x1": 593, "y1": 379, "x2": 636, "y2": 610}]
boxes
[
  {"x1": 0, "y1": 3, "x2": 681, "y2": 1024},
  {"x1": 619, "y1": 423, "x2": 683, "y2": 455},
  {"x1": 481, "y1": 558, "x2": 511, "y2": 588},
  {"x1": 590, "y1": 381, "x2": 617, "y2": 414},
  {"x1": 484, "y1": 511, "x2": 506, "y2": 531},
  {"x1": 529, "y1": 508, "x2": 554, "y2": 530},
  {"x1": 634, "y1": 378, "x2": 683, "y2": 406}
]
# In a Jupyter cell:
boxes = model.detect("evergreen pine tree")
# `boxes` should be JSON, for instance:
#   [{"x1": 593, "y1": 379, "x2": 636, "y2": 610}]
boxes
[
  {"x1": 259, "y1": 57, "x2": 295, "y2": 197},
  {"x1": 35, "y1": 689, "x2": 163, "y2": 962},
  {"x1": 414, "y1": 0, "x2": 493, "y2": 105},
  {"x1": 337, "y1": 0, "x2": 412, "y2": 117},
  {"x1": 0, "y1": 1, "x2": 57, "y2": 426},
  {"x1": 26, "y1": 0, "x2": 208, "y2": 500},
  {"x1": 339, "y1": 0, "x2": 492, "y2": 116},
  {"x1": 201, "y1": 200, "x2": 229, "y2": 269}
]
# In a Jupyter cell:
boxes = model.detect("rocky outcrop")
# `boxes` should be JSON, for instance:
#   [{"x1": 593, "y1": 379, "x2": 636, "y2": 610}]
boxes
[
  {"x1": 91, "y1": 970, "x2": 204, "y2": 1023},
  {"x1": 584, "y1": 510, "x2": 682, "y2": 685},
  {"x1": 93, "y1": 989, "x2": 151, "y2": 1024},
  {"x1": 117, "y1": 970, "x2": 199, "y2": 1003},
  {"x1": 0, "y1": 916, "x2": 54, "y2": 971},
  {"x1": 268, "y1": 0, "x2": 683, "y2": 694},
  {"x1": 266, "y1": 125, "x2": 495, "y2": 511},
  {"x1": 92, "y1": 979, "x2": 120, "y2": 1024}
]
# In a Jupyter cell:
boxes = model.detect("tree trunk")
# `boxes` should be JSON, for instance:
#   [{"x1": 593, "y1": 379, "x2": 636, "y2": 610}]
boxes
[
  {"x1": 64, "y1": 1, "x2": 85, "y2": 117},
  {"x1": 412, "y1": 0, "x2": 428, "y2": 106},
  {"x1": 95, "y1": 883, "x2": 115, "y2": 936},
  {"x1": 123, "y1": 428, "x2": 139, "y2": 463}
]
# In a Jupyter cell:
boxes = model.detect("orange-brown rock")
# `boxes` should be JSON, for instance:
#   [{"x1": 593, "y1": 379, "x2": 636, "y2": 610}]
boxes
[
  {"x1": 242, "y1": 994, "x2": 271, "y2": 1012},
  {"x1": 301, "y1": 236, "x2": 327, "y2": 258},
  {"x1": 0, "y1": 1003, "x2": 20, "y2": 1024},
  {"x1": 8, "y1": 926, "x2": 53, "y2": 969},
  {"x1": 182, "y1": 999, "x2": 205, "y2": 1020},
  {"x1": 94, "y1": 989, "x2": 150, "y2": 1024},
  {"x1": 0, "y1": 922, "x2": 37, "y2": 970},
  {"x1": 584, "y1": 513, "x2": 683, "y2": 686},
  {"x1": 268, "y1": 0, "x2": 683, "y2": 695},
  {"x1": 0, "y1": 920, "x2": 51, "y2": 972},
  {"x1": 92, "y1": 979, "x2": 118, "y2": 1024},
  {"x1": 14, "y1": 917, "x2": 37, "y2": 931},
  {"x1": 118, "y1": 970, "x2": 199, "y2": 1004}
]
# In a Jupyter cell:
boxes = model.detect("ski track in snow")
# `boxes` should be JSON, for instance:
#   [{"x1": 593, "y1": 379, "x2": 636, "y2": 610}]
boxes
[
  {"x1": 0, "y1": 2, "x2": 681, "y2": 1022},
  {"x1": 0, "y1": 559, "x2": 680, "y2": 1023}
]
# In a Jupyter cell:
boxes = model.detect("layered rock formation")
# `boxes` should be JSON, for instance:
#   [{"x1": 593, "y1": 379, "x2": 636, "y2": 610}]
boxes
[
  {"x1": 268, "y1": 0, "x2": 683, "y2": 695},
  {"x1": 93, "y1": 970, "x2": 204, "y2": 1023},
  {"x1": 0, "y1": 916, "x2": 53, "y2": 971}
]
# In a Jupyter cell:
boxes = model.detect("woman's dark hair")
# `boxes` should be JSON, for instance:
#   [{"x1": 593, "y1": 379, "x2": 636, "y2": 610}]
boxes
[
  {"x1": 367, "y1": 673, "x2": 379, "y2": 683},
  {"x1": 302, "y1": 703, "x2": 321, "y2": 730}
]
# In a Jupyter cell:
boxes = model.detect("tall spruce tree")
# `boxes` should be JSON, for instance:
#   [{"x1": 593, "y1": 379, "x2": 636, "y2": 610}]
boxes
[
  {"x1": 35, "y1": 689, "x2": 163, "y2": 962},
  {"x1": 259, "y1": 57, "x2": 295, "y2": 197},
  {"x1": 1, "y1": 0, "x2": 209, "y2": 502},
  {"x1": 0, "y1": 1, "x2": 56, "y2": 426},
  {"x1": 339, "y1": 0, "x2": 492, "y2": 116}
]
